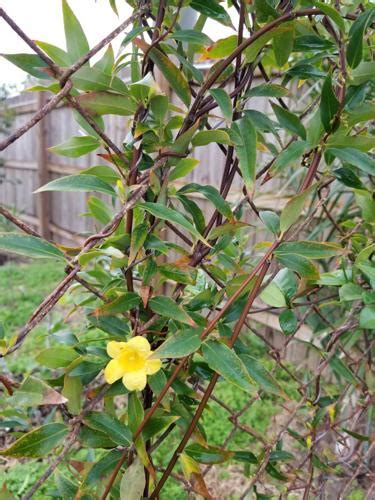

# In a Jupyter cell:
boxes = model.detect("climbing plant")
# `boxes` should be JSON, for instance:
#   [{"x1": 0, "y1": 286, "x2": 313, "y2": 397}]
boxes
[{"x1": 0, "y1": 0, "x2": 374, "y2": 498}]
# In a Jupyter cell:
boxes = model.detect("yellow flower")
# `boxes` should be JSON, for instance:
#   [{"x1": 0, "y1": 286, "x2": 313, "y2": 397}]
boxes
[{"x1": 104, "y1": 337, "x2": 161, "y2": 391}]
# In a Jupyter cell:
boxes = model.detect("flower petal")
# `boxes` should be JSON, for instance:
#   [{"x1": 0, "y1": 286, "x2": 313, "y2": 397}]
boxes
[
  {"x1": 104, "y1": 359, "x2": 125, "y2": 384},
  {"x1": 107, "y1": 341, "x2": 127, "y2": 358},
  {"x1": 126, "y1": 336, "x2": 151, "y2": 355},
  {"x1": 145, "y1": 357, "x2": 162, "y2": 375},
  {"x1": 122, "y1": 370, "x2": 147, "y2": 391}
]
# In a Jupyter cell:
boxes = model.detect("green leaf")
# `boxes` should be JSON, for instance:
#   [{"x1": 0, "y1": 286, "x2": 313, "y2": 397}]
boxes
[
  {"x1": 312, "y1": 1, "x2": 345, "y2": 31},
  {"x1": 245, "y1": 83, "x2": 289, "y2": 99},
  {"x1": 128, "y1": 392, "x2": 144, "y2": 434},
  {"x1": 259, "y1": 211, "x2": 280, "y2": 235},
  {"x1": 85, "y1": 450, "x2": 123, "y2": 485},
  {"x1": 202, "y1": 36, "x2": 237, "y2": 59},
  {"x1": 185, "y1": 443, "x2": 233, "y2": 464},
  {"x1": 1, "y1": 53, "x2": 50, "y2": 79},
  {"x1": 192, "y1": 129, "x2": 232, "y2": 147},
  {"x1": 36, "y1": 174, "x2": 115, "y2": 196},
  {"x1": 233, "y1": 451, "x2": 258, "y2": 464},
  {"x1": 149, "y1": 296, "x2": 195, "y2": 326},
  {"x1": 93, "y1": 44, "x2": 114, "y2": 74},
  {"x1": 120, "y1": 457, "x2": 145, "y2": 500},
  {"x1": 169, "y1": 158, "x2": 200, "y2": 182},
  {"x1": 320, "y1": 75, "x2": 339, "y2": 132},
  {"x1": 328, "y1": 147, "x2": 375, "y2": 176},
  {"x1": 231, "y1": 115, "x2": 257, "y2": 192},
  {"x1": 178, "y1": 183, "x2": 232, "y2": 219},
  {"x1": 93, "y1": 293, "x2": 140, "y2": 316},
  {"x1": 275, "y1": 241, "x2": 343, "y2": 259},
  {"x1": 48, "y1": 136, "x2": 100, "y2": 157},
  {"x1": 0, "y1": 423, "x2": 69, "y2": 458},
  {"x1": 35, "y1": 41, "x2": 71, "y2": 66},
  {"x1": 87, "y1": 196, "x2": 112, "y2": 223},
  {"x1": 347, "y1": 7, "x2": 375, "y2": 68},
  {"x1": 339, "y1": 283, "x2": 363, "y2": 302},
  {"x1": 272, "y1": 104, "x2": 306, "y2": 139},
  {"x1": 260, "y1": 282, "x2": 287, "y2": 308},
  {"x1": 359, "y1": 305, "x2": 375, "y2": 329},
  {"x1": 142, "y1": 415, "x2": 180, "y2": 441},
  {"x1": 279, "y1": 310, "x2": 298, "y2": 335},
  {"x1": 81, "y1": 165, "x2": 120, "y2": 184},
  {"x1": 138, "y1": 202, "x2": 209, "y2": 245},
  {"x1": 129, "y1": 223, "x2": 148, "y2": 265},
  {"x1": 240, "y1": 354, "x2": 283, "y2": 396},
  {"x1": 9, "y1": 376, "x2": 68, "y2": 408},
  {"x1": 151, "y1": 328, "x2": 202, "y2": 359},
  {"x1": 84, "y1": 412, "x2": 132, "y2": 446},
  {"x1": 171, "y1": 30, "x2": 212, "y2": 46},
  {"x1": 75, "y1": 91, "x2": 137, "y2": 116},
  {"x1": 62, "y1": 375, "x2": 82, "y2": 415},
  {"x1": 62, "y1": 0, "x2": 90, "y2": 61},
  {"x1": 244, "y1": 26, "x2": 293, "y2": 63},
  {"x1": 209, "y1": 88, "x2": 233, "y2": 123},
  {"x1": 351, "y1": 62, "x2": 375, "y2": 85},
  {"x1": 275, "y1": 253, "x2": 319, "y2": 280},
  {"x1": 146, "y1": 46, "x2": 191, "y2": 107},
  {"x1": 270, "y1": 140, "x2": 307, "y2": 176},
  {"x1": 0, "y1": 233, "x2": 65, "y2": 260},
  {"x1": 72, "y1": 67, "x2": 129, "y2": 94},
  {"x1": 190, "y1": 0, "x2": 233, "y2": 27},
  {"x1": 36, "y1": 346, "x2": 78, "y2": 368},
  {"x1": 202, "y1": 340, "x2": 254, "y2": 394},
  {"x1": 280, "y1": 185, "x2": 315, "y2": 232},
  {"x1": 273, "y1": 22, "x2": 294, "y2": 67},
  {"x1": 329, "y1": 355, "x2": 358, "y2": 384}
]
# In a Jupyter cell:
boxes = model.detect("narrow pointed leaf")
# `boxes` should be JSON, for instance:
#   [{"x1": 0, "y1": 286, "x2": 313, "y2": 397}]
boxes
[
  {"x1": 36, "y1": 174, "x2": 115, "y2": 196},
  {"x1": 0, "y1": 233, "x2": 65, "y2": 260}
]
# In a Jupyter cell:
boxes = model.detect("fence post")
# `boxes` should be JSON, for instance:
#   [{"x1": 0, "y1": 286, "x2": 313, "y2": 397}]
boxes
[{"x1": 36, "y1": 92, "x2": 51, "y2": 239}]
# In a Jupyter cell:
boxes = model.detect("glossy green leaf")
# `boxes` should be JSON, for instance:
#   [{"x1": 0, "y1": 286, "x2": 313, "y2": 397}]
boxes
[
  {"x1": 146, "y1": 46, "x2": 191, "y2": 107},
  {"x1": 0, "y1": 423, "x2": 69, "y2": 458},
  {"x1": 169, "y1": 158, "x2": 200, "y2": 182},
  {"x1": 275, "y1": 253, "x2": 319, "y2": 280},
  {"x1": 48, "y1": 136, "x2": 100, "y2": 157},
  {"x1": 273, "y1": 22, "x2": 294, "y2": 66},
  {"x1": 202, "y1": 340, "x2": 254, "y2": 394},
  {"x1": 62, "y1": 0, "x2": 90, "y2": 61},
  {"x1": 72, "y1": 66, "x2": 129, "y2": 94},
  {"x1": 93, "y1": 293, "x2": 140, "y2": 316},
  {"x1": 149, "y1": 296, "x2": 195, "y2": 326},
  {"x1": 75, "y1": 91, "x2": 137, "y2": 116},
  {"x1": 329, "y1": 355, "x2": 358, "y2": 384},
  {"x1": 328, "y1": 147, "x2": 375, "y2": 176},
  {"x1": 142, "y1": 415, "x2": 180, "y2": 441},
  {"x1": 312, "y1": 1, "x2": 345, "y2": 31},
  {"x1": 279, "y1": 310, "x2": 298, "y2": 335},
  {"x1": 320, "y1": 75, "x2": 339, "y2": 132},
  {"x1": 0, "y1": 233, "x2": 65, "y2": 260},
  {"x1": 138, "y1": 202, "x2": 209, "y2": 245},
  {"x1": 171, "y1": 30, "x2": 211, "y2": 46},
  {"x1": 128, "y1": 392, "x2": 144, "y2": 434},
  {"x1": 231, "y1": 115, "x2": 257, "y2": 192},
  {"x1": 1, "y1": 53, "x2": 50, "y2": 79},
  {"x1": 84, "y1": 412, "x2": 132, "y2": 446},
  {"x1": 85, "y1": 450, "x2": 123, "y2": 485},
  {"x1": 245, "y1": 83, "x2": 289, "y2": 99},
  {"x1": 192, "y1": 129, "x2": 232, "y2": 147},
  {"x1": 185, "y1": 443, "x2": 233, "y2": 464},
  {"x1": 272, "y1": 104, "x2": 306, "y2": 139},
  {"x1": 259, "y1": 211, "x2": 280, "y2": 235},
  {"x1": 36, "y1": 174, "x2": 115, "y2": 196},
  {"x1": 35, "y1": 41, "x2": 71, "y2": 66},
  {"x1": 129, "y1": 223, "x2": 148, "y2": 265},
  {"x1": 270, "y1": 140, "x2": 307, "y2": 175},
  {"x1": 209, "y1": 88, "x2": 233, "y2": 123},
  {"x1": 241, "y1": 355, "x2": 283, "y2": 396},
  {"x1": 260, "y1": 282, "x2": 287, "y2": 308},
  {"x1": 151, "y1": 328, "x2": 201, "y2": 359},
  {"x1": 275, "y1": 241, "x2": 342, "y2": 259},
  {"x1": 178, "y1": 183, "x2": 232, "y2": 219},
  {"x1": 62, "y1": 375, "x2": 82, "y2": 415},
  {"x1": 347, "y1": 7, "x2": 375, "y2": 68},
  {"x1": 280, "y1": 185, "x2": 315, "y2": 232},
  {"x1": 81, "y1": 165, "x2": 120, "y2": 184},
  {"x1": 190, "y1": 0, "x2": 233, "y2": 27},
  {"x1": 9, "y1": 376, "x2": 68, "y2": 408},
  {"x1": 36, "y1": 346, "x2": 78, "y2": 368}
]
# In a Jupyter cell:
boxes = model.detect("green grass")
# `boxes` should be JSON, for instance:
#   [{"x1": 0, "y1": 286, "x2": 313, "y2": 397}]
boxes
[{"x1": 0, "y1": 259, "x2": 64, "y2": 373}]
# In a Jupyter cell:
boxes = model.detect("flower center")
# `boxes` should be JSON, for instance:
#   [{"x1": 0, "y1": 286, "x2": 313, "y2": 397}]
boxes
[{"x1": 118, "y1": 347, "x2": 145, "y2": 372}]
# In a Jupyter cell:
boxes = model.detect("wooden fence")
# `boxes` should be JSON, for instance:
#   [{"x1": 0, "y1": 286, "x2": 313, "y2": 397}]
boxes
[{"x1": 0, "y1": 75, "x2": 289, "y2": 247}]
